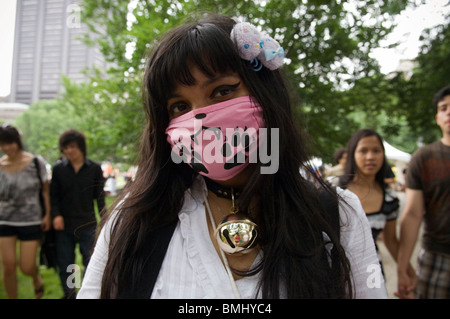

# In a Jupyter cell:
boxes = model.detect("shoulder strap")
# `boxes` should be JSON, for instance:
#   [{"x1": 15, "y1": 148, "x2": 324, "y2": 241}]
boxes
[
  {"x1": 318, "y1": 187, "x2": 343, "y2": 298},
  {"x1": 33, "y1": 156, "x2": 43, "y2": 185},
  {"x1": 33, "y1": 156, "x2": 45, "y2": 217},
  {"x1": 118, "y1": 189, "x2": 340, "y2": 299},
  {"x1": 318, "y1": 187, "x2": 340, "y2": 241},
  {"x1": 117, "y1": 218, "x2": 178, "y2": 299}
]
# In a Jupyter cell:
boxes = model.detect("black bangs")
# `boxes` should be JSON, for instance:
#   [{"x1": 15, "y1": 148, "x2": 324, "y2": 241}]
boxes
[
  {"x1": 0, "y1": 125, "x2": 20, "y2": 144},
  {"x1": 147, "y1": 20, "x2": 242, "y2": 106}
]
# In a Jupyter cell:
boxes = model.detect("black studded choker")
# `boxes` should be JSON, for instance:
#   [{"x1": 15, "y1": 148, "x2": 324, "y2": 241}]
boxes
[{"x1": 204, "y1": 177, "x2": 241, "y2": 200}]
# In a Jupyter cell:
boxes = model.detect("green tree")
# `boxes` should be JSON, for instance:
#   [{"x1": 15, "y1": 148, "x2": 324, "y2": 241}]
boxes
[
  {"x1": 13, "y1": 99, "x2": 84, "y2": 164},
  {"x1": 60, "y1": 0, "x2": 412, "y2": 164},
  {"x1": 350, "y1": 14, "x2": 450, "y2": 155},
  {"x1": 395, "y1": 16, "x2": 450, "y2": 146},
  {"x1": 61, "y1": 72, "x2": 143, "y2": 164}
]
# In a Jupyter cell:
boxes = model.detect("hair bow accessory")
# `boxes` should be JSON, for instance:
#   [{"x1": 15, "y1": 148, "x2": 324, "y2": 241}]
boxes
[
  {"x1": 231, "y1": 21, "x2": 284, "y2": 71},
  {"x1": 265, "y1": 47, "x2": 285, "y2": 61},
  {"x1": 259, "y1": 37, "x2": 284, "y2": 70}
]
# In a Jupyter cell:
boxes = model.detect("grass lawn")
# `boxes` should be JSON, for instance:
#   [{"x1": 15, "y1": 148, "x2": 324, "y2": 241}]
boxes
[
  {"x1": 0, "y1": 242, "x2": 83, "y2": 299},
  {"x1": 0, "y1": 196, "x2": 117, "y2": 299}
]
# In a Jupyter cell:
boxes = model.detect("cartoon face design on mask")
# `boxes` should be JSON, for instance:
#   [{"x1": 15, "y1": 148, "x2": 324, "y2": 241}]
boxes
[
  {"x1": 166, "y1": 96, "x2": 264, "y2": 180},
  {"x1": 176, "y1": 123, "x2": 255, "y2": 174}
]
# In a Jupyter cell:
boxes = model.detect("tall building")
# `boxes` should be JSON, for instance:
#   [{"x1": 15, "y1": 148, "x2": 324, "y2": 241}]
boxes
[{"x1": 9, "y1": 0, "x2": 107, "y2": 104}]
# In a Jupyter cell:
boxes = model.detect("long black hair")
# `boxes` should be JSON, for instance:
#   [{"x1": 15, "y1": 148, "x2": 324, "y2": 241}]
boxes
[
  {"x1": 339, "y1": 128, "x2": 388, "y2": 190},
  {"x1": 99, "y1": 14, "x2": 352, "y2": 299}
]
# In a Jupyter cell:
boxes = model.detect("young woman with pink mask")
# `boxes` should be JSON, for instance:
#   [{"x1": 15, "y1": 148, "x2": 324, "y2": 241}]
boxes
[{"x1": 78, "y1": 14, "x2": 386, "y2": 299}]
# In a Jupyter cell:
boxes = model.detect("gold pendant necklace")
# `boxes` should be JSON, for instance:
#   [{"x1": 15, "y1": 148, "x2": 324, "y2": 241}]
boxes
[{"x1": 213, "y1": 187, "x2": 258, "y2": 254}]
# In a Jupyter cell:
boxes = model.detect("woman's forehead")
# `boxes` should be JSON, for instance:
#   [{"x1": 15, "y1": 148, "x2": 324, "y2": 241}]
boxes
[{"x1": 150, "y1": 25, "x2": 241, "y2": 102}]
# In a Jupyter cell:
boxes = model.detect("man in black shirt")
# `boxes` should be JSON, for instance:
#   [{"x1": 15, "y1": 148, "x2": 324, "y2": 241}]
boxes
[{"x1": 50, "y1": 130, "x2": 105, "y2": 299}]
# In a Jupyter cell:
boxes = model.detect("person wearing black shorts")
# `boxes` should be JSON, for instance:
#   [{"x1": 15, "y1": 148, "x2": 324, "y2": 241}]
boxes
[{"x1": 0, "y1": 124, "x2": 51, "y2": 299}]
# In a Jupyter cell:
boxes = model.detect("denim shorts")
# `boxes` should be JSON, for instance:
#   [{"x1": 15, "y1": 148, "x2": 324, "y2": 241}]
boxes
[{"x1": 0, "y1": 224, "x2": 42, "y2": 241}]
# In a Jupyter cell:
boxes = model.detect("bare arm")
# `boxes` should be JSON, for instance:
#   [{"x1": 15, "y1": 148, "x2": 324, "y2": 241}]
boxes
[
  {"x1": 396, "y1": 188, "x2": 424, "y2": 298},
  {"x1": 382, "y1": 219, "x2": 400, "y2": 260}
]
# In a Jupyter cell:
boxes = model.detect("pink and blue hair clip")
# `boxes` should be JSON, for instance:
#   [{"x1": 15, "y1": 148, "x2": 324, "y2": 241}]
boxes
[{"x1": 231, "y1": 21, "x2": 285, "y2": 71}]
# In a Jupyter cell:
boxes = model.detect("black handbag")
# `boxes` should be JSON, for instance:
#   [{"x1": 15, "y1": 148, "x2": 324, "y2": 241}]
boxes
[
  {"x1": 34, "y1": 156, "x2": 57, "y2": 269},
  {"x1": 39, "y1": 228, "x2": 57, "y2": 269}
]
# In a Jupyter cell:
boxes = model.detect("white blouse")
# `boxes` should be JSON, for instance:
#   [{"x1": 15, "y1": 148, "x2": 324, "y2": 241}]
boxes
[{"x1": 77, "y1": 176, "x2": 387, "y2": 299}]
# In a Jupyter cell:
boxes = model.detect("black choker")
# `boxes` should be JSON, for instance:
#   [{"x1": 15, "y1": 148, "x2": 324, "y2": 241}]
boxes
[{"x1": 204, "y1": 177, "x2": 241, "y2": 200}]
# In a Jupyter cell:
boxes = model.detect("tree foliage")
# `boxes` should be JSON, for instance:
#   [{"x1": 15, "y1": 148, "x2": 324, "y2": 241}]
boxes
[
  {"x1": 343, "y1": 14, "x2": 450, "y2": 154},
  {"x1": 67, "y1": 0, "x2": 412, "y2": 164},
  {"x1": 14, "y1": 99, "x2": 83, "y2": 164},
  {"x1": 394, "y1": 16, "x2": 450, "y2": 145},
  {"x1": 15, "y1": 0, "x2": 450, "y2": 167}
]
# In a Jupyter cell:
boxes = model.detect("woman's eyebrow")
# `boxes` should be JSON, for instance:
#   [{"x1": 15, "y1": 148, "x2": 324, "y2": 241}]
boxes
[
  {"x1": 168, "y1": 73, "x2": 237, "y2": 100},
  {"x1": 167, "y1": 92, "x2": 181, "y2": 100},
  {"x1": 200, "y1": 74, "x2": 234, "y2": 89}
]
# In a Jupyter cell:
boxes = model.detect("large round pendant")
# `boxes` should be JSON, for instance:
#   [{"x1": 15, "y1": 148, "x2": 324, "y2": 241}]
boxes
[{"x1": 214, "y1": 213, "x2": 258, "y2": 254}]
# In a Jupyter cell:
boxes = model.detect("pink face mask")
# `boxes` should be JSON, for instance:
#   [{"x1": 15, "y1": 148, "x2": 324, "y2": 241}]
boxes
[{"x1": 165, "y1": 96, "x2": 265, "y2": 180}]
